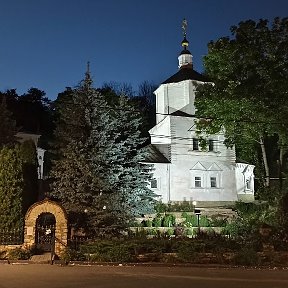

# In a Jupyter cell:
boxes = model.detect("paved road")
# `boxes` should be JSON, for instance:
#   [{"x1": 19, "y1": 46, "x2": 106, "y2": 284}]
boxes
[{"x1": 0, "y1": 264, "x2": 288, "y2": 288}]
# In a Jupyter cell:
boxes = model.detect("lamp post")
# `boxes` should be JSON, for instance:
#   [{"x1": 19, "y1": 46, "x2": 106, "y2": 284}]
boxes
[{"x1": 193, "y1": 201, "x2": 201, "y2": 234}]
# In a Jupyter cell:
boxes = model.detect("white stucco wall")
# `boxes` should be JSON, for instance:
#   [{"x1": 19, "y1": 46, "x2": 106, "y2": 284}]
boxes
[{"x1": 148, "y1": 76, "x2": 255, "y2": 205}]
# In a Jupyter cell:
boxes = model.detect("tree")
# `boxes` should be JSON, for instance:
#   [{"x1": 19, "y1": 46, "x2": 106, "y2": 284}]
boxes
[
  {"x1": 135, "y1": 80, "x2": 157, "y2": 136},
  {"x1": 0, "y1": 97, "x2": 17, "y2": 147},
  {"x1": 0, "y1": 88, "x2": 54, "y2": 148},
  {"x1": 20, "y1": 140, "x2": 39, "y2": 213},
  {"x1": 0, "y1": 146, "x2": 24, "y2": 230},
  {"x1": 50, "y1": 72, "x2": 154, "y2": 235},
  {"x1": 195, "y1": 18, "x2": 288, "y2": 190}
]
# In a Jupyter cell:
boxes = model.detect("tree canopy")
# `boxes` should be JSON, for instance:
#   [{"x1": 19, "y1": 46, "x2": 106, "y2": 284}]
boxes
[
  {"x1": 50, "y1": 72, "x2": 155, "y2": 235},
  {"x1": 195, "y1": 17, "x2": 288, "y2": 190},
  {"x1": 0, "y1": 97, "x2": 17, "y2": 147}
]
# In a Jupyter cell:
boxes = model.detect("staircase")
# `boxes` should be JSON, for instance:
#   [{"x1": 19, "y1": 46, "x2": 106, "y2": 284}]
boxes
[{"x1": 30, "y1": 252, "x2": 52, "y2": 263}]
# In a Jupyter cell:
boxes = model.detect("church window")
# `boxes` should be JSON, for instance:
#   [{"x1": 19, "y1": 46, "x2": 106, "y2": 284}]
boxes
[
  {"x1": 208, "y1": 140, "x2": 214, "y2": 151},
  {"x1": 210, "y1": 177, "x2": 217, "y2": 188},
  {"x1": 150, "y1": 179, "x2": 158, "y2": 189},
  {"x1": 195, "y1": 176, "x2": 202, "y2": 187},
  {"x1": 193, "y1": 138, "x2": 199, "y2": 150},
  {"x1": 246, "y1": 178, "x2": 251, "y2": 190}
]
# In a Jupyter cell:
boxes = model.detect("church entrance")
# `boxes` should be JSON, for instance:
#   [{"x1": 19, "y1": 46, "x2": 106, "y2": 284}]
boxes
[
  {"x1": 24, "y1": 199, "x2": 68, "y2": 256},
  {"x1": 35, "y1": 213, "x2": 56, "y2": 252}
]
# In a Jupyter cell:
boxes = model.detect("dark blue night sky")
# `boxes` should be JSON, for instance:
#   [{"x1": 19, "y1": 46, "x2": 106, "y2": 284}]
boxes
[{"x1": 0, "y1": 0, "x2": 287, "y2": 99}]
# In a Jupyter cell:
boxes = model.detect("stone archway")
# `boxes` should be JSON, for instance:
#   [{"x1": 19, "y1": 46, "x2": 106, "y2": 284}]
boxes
[{"x1": 24, "y1": 198, "x2": 68, "y2": 256}]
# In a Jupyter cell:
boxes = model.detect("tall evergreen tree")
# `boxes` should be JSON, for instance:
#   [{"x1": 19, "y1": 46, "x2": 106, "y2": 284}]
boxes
[
  {"x1": 0, "y1": 146, "x2": 24, "y2": 230},
  {"x1": 50, "y1": 69, "x2": 154, "y2": 235}
]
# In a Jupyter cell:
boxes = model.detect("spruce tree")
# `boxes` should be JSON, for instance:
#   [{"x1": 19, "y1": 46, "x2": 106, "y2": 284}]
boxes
[{"x1": 50, "y1": 69, "x2": 155, "y2": 235}]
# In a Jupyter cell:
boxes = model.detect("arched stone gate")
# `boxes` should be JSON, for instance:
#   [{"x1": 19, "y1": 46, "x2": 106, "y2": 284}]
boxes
[{"x1": 24, "y1": 199, "x2": 68, "y2": 256}]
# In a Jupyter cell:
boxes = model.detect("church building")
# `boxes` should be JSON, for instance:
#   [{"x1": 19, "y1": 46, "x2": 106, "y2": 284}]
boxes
[{"x1": 145, "y1": 21, "x2": 255, "y2": 206}]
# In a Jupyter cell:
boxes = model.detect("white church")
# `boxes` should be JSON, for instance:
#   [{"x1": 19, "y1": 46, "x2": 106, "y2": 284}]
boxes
[{"x1": 145, "y1": 22, "x2": 255, "y2": 207}]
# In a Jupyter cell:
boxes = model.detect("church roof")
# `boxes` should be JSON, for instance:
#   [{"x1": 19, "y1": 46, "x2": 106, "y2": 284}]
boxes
[
  {"x1": 143, "y1": 144, "x2": 170, "y2": 163},
  {"x1": 162, "y1": 67, "x2": 210, "y2": 84}
]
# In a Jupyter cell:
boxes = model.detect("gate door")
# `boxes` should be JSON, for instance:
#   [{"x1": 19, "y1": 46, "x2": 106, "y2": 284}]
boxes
[
  {"x1": 36, "y1": 224, "x2": 55, "y2": 252},
  {"x1": 35, "y1": 213, "x2": 56, "y2": 252}
]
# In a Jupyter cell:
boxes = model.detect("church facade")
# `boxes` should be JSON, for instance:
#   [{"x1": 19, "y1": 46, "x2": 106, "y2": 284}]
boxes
[{"x1": 145, "y1": 24, "x2": 255, "y2": 206}]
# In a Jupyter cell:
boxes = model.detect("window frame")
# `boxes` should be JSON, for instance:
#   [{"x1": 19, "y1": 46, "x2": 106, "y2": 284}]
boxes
[
  {"x1": 208, "y1": 139, "x2": 214, "y2": 152},
  {"x1": 193, "y1": 138, "x2": 199, "y2": 151},
  {"x1": 194, "y1": 176, "x2": 202, "y2": 188},
  {"x1": 210, "y1": 176, "x2": 217, "y2": 188},
  {"x1": 150, "y1": 179, "x2": 158, "y2": 189}
]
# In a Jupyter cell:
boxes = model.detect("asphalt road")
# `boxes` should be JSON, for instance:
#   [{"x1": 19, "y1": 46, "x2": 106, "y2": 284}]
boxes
[{"x1": 0, "y1": 264, "x2": 288, "y2": 288}]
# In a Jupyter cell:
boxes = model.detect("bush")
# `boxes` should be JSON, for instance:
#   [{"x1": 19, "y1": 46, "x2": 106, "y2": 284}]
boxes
[
  {"x1": 199, "y1": 216, "x2": 211, "y2": 227},
  {"x1": 166, "y1": 228, "x2": 174, "y2": 236},
  {"x1": 176, "y1": 242, "x2": 197, "y2": 262},
  {"x1": 106, "y1": 245, "x2": 134, "y2": 262},
  {"x1": 233, "y1": 247, "x2": 259, "y2": 266},
  {"x1": 162, "y1": 214, "x2": 176, "y2": 227},
  {"x1": 144, "y1": 219, "x2": 153, "y2": 227},
  {"x1": 79, "y1": 241, "x2": 135, "y2": 262},
  {"x1": 152, "y1": 214, "x2": 162, "y2": 227},
  {"x1": 8, "y1": 247, "x2": 31, "y2": 260},
  {"x1": 60, "y1": 248, "x2": 86, "y2": 263},
  {"x1": 182, "y1": 213, "x2": 198, "y2": 227},
  {"x1": 210, "y1": 216, "x2": 228, "y2": 227}
]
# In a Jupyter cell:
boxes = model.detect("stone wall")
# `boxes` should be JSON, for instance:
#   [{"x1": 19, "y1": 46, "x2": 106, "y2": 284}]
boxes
[{"x1": 24, "y1": 199, "x2": 68, "y2": 255}]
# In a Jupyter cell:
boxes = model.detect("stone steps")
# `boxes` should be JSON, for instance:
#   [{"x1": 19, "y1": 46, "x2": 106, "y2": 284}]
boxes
[{"x1": 30, "y1": 252, "x2": 52, "y2": 263}]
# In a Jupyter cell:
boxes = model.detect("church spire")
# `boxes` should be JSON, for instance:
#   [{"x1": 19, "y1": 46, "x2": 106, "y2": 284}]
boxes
[{"x1": 178, "y1": 19, "x2": 193, "y2": 69}]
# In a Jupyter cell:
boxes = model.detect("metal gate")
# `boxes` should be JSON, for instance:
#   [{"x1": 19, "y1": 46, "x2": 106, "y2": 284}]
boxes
[{"x1": 35, "y1": 225, "x2": 55, "y2": 252}]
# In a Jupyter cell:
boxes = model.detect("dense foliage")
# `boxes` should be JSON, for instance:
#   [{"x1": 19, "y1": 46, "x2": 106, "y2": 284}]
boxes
[
  {"x1": 50, "y1": 72, "x2": 155, "y2": 235},
  {"x1": 0, "y1": 98, "x2": 16, "y2": 147},
  {"x1": 0, "y1": 146, "x2": 24, "y2": 230},
  {"x1": 0, "y1": 88, "x2": 54, "y2": 149},
  {"x1": 195, "y1": 17, "x2": 288, "y2": 189}
]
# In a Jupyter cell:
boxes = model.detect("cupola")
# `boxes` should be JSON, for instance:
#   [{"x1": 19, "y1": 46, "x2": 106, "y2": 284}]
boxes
[{"x1": 178, "y1": 19, "x2": 193, "y2": 69}]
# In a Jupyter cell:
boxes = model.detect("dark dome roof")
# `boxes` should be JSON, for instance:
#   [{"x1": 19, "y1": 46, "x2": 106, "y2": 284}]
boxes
[
  {"x1": 162, "y1": 67, "x2": 210, "y2": 84},
  {"x1": 180, "y1": 49, "x2": 192, "y2": 55}
]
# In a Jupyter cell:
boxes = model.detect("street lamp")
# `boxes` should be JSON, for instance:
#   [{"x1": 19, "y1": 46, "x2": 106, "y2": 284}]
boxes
[{"x1": 193, "y1": 202, "x2": 201, "y2": 234}]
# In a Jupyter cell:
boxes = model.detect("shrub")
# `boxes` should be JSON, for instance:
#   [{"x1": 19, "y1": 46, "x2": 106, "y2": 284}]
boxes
[
  {"x1": 152, "y1": 214, "x2": 162, "y2": 227},
  {"x1": 166, "y1": 228, "x2": 174, "y2": 236},
  {"x1": 8, "y1": 247, "x2": 31, "y2": 260},
  {"x1": 182, "y1": 213, "x2": 198, "y2": 227},
  {"x1": 154, "y1": 202, "x2": 167, "y2": 213},
  {"x1": 233, "y1": 247, "x2": 259, "y2": 266},
  {"x1": 60, "y1": 248, "x2": 86, "y2": 263},
  {"x1": 162, "y1": 214, "x2": 176, "y2": 227},
  {"x1": 144, "y1": 219, "x2": 153, "y2": 227},
  {"x1": 210, "y1": 216, "x2": 228, "y2": 227},
  {"x1": 130, "y1": 228, "x2": 148, "y2": 238},
  {"x1": 106, "y1": 245, "x2": 134, "y2": 262},
  {"x1": 176, "y1": 242, "x2": 197, "y2": 262},
  {"x1": 80, "y1": 241, "x2": 135, "y2": 262},
  {"x1": 199, "y1": 216, "x2": 211, "y2": 227},
  {"x1": 184, "y1": 228, "x2": 195, "y2": 236}
]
